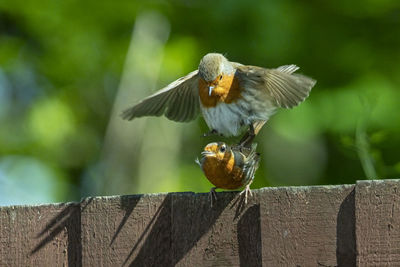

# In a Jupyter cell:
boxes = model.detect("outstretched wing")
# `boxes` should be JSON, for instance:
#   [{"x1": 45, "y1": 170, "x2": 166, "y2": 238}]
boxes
[
  {"x1": 121, "y1": 70, "x2": 200, "y2": 122},
  {"x1": 237, "y1": 64, "x2": 316, "y2": 109}
]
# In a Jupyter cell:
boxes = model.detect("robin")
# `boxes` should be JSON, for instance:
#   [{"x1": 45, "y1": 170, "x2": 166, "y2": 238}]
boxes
[
  {"x1": 196, "y1": 142, "x2": 260, "y2": 206},
  {"x1": 122, "y1": 53, "x2": 316, "y2": 145}
]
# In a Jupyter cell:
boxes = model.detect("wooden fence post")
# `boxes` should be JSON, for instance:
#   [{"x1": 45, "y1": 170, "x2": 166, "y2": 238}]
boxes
[
  {"x1": 0, "y1": 203, "x2": 80, "y2": 266},
  {"x1": 356, "y1": 180, "x2": 400, "y2": 265}
]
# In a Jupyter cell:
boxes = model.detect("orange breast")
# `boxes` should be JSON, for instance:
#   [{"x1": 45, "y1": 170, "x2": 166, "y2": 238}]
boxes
[
  {"x1": 202, "y1": 153, "x2": 245, "y2": 190},
  {"x1": 198, "y1": 74, "x2": 242, "y2": 108}
]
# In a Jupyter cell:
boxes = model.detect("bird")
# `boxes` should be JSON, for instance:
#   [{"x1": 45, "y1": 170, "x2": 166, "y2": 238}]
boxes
[
  {"x1": 122, "y1": 53, "x2": 316, "y2": 146},
  {"x1": 196, "y1": 142, "x2": 260, "y2": 206}
]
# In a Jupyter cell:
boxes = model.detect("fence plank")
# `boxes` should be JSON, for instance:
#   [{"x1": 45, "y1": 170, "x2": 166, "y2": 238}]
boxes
[
  {"x1": 356, "y1": 180, "x2": 400, "y2": 266},
  {"x1": 80, "y1": 194, "x2": 169, "y2": 266},
  {"x1": 259, "y1": 185, "x2": 356, "y2": 266},
  {"x1": 170, "y1": 192, "x2": 245, "y2": 266},
  {"x1": 0, "y1": 203, "x2": 81, "y2": 266}
]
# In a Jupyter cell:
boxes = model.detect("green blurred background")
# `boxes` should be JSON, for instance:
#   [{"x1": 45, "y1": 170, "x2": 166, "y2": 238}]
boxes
[{"x1": 1, "y1": 0, "x2": 399, "y2": 206}]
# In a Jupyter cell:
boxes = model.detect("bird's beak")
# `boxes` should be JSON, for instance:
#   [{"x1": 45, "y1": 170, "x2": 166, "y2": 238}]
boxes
[
  {"x1": 201, "y1": 151, "x2": 215, "y2": 157},
  {"x1": 208, "y1": 86, "x2": 214, "y2": 96}
]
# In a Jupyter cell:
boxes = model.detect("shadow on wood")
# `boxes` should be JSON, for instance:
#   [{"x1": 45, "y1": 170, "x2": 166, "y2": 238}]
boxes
[
  {"x1": 3, "y1": 180, "x2": 400, "y2": 266},
  {"x1": 237, "y1": 204, "x2": 262, "y2": 267},
  {"x1": 111, "y1": 195, "x2": 142, "y2": 246},
  {"x1": 124, "y1": 194, "x2": 171, "y2": 266},
  {"x1": 127, "y1": 192, "x2": 238, "y2": 266},
  {"x1": 336, "y1": 188, "x2": 356, "y2": 266},
  {"x1": 31, "y1": 203, "x2": 82, "y2": 266}
]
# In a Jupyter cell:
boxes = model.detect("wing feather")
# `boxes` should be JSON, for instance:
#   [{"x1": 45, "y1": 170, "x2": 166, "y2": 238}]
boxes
[
  {"x1": 265, "y1": 68, "x2": 316, "y2": 108},
  {"x1": 242, "y1": 144, "x2": 260, "y2": 186},
  {"x1": 237, "y1": 65, "x2": 316, "y2": 109},
  {"x1": 121, "y1": 70, "x2": 200, "y2": 122},
  {"x1": 179, "y1": 85, "x2": 193, "y2": 122},
  {"x1": 276, "y1": 64, "x2": 299, "y2": 74}
]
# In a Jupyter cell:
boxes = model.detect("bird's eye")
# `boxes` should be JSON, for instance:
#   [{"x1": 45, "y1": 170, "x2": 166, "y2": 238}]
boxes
[
  {"x1": 219, "y1": 75, "x2": 223, "y2": 81},
  {"x1": 219, "y1": 145, "x2": 226, "y2": 153}
]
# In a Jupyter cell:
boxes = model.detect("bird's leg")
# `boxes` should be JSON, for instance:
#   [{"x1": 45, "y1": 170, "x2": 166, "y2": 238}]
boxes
[
  {"x1": 238, "y1": 124, "x2": 256, "y2": 148},
  {"x1": 203, "y1": 129, "x2": 219, "y2": 137},
  {"x1": 239, "y1": 183, "x2": 253, "y2": 204},
  {"x1": 209, "y1": 187, "x2": 218, "y2": 207}
]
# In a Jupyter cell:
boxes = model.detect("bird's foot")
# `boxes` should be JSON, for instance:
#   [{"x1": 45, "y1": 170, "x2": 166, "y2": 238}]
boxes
[
  {"x1": 209, "y1": 187, "x2": 218, "y2": 207},
  {"x1": 239, "y1": 184, "x2": 253, "y2": 204}
]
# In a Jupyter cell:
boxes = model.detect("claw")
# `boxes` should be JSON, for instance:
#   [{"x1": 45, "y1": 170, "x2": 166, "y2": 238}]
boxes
[
  {"x1": 239, "y1": 184, "x2": 253, "y2": 204},
  {"x1": 209, "y1": 187, "x2": 218, "y2": 207}
]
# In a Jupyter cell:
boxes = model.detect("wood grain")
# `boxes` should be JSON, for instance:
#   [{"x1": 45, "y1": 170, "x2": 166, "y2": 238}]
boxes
[
  {"x1": 0, "y1": 203, "x2": 80, "y2": 266},
  {"x1": 258, "y1": 185, "x2": 355, "y2": 266},
  {"x1": 4, "y1": 180, "x2": 400, "y2": 266},
  {"x1": 79, "y1": 186, "x2": 355, "y2": 266},
  {"x1": 356, "y1": 180, "x2": 400, "y2": 266}
]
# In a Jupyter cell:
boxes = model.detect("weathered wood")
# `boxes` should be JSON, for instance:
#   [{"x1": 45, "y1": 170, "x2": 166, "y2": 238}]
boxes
[
  {"x1": 80, "y1": 192, "x2": 242, "y2": 266},
  {"x1": 356, "y1": 180, "x2": 400, "y2": 266},
  {"x1": 258, "y1": 185, "x2": 355, "y2": 266},
  {"x1": 80, "y1": 194, "x2": 168, "y2": 266},
  {"x1": 79, "y1": 186, "x2": 355, "y2": 266},
  {"x1": 1, "y1": 180, "x2": 400, "y2": 266},
  {"x1": 170, "y1": 192, "x2": 244, "y2": 266},
  {"x1": 0, "y1": 203, "x2": 81, "y2": 266}
]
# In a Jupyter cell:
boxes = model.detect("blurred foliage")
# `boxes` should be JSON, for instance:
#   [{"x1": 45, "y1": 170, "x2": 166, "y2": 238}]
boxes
[{"x1": 0, "y1": 0, "x2": 400, "y2": 205}]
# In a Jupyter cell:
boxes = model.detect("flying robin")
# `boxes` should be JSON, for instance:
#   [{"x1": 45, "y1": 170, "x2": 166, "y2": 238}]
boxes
[
  {"x1": 122, "y1": 53, "x2": 316, "y2": 145},
  {"x1": 196, "y1": 142, "x2": 260, "y2": 206}
]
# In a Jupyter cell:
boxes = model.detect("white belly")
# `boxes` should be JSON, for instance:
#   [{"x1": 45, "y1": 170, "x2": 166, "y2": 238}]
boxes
[{"x1": 200, "y1": 95, "x2": 277, "y2": 137}]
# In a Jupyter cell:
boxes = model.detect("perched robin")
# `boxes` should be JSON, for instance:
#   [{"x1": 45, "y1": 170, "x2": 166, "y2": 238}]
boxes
[
  {"x1": 196, "y1": 142, "x2": 260, "y2": 206},
  {"x1": 122, "y1": 53, "x2": 316, "y2": 145}
]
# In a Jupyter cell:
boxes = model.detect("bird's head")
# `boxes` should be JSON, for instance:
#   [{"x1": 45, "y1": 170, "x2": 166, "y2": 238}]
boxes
[
  {"x1": 198, "y1": 53, "x2": 235, "y2": 96},
  {"x1": 200, "y1": 142, "x2": 230, "y2": 164}
]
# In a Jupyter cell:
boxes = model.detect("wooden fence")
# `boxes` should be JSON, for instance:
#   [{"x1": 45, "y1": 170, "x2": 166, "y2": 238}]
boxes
[{"x1": 1, "y1": 179, "x2": 400, "y2": 266}]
